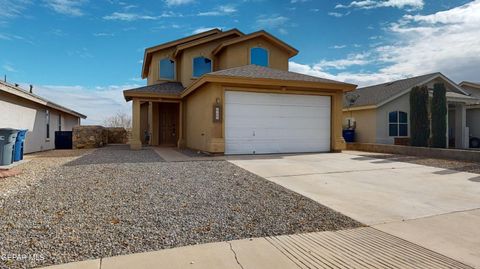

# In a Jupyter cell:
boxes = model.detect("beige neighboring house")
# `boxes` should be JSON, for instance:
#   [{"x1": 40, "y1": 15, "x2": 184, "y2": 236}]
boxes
[
  {"x1": 124, "y1": 28, "x2": 356, "y2": 154},
  {"x1": 343, "y1": 73, "x2": 480, "y2": 149},
  {"x1": 0, "y1": 81, "x2": 86, "y2": 153},
  {"x1": 459, "y1": 81, "x2": 480, "y2": 146}
]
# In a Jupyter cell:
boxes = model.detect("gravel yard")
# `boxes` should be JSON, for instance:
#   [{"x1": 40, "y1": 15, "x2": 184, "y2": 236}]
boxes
[
  {"x1": 0, "y1": 145, "x2": 361, "y2": 268},
  {"x1": 357, "y1": 153, "x2": 480, "y2": 174}
]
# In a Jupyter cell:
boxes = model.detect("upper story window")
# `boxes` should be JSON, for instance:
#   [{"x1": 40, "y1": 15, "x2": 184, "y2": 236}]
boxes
[
  {"x1": 193, "y1": 56, "x2": 212, "y2": 78},
  {"x1": 159, "y1": 58, "x2": 175, "y2": 80},
  {"x1": 389, "y1": 111, "x2": 408, "y2": 137},
  {"x1": 250, "y1": 47, "x2": 269, "y2": 67}
]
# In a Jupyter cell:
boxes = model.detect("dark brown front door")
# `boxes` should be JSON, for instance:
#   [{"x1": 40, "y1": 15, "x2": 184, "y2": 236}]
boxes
[{"x1": 159, "y1": 103, "x2": 179, "y2": 146}]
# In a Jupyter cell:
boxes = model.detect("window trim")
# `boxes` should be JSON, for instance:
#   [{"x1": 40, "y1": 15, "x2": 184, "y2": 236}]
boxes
[
  {"x1": 249, "y1": 47, "x2": 269, "y2": 67},
  {"x1": 58, "y1": 114, "x2": 62, "y2": 131},
  {"x1": 388, "y1": 111, "x2": 408, "y2": 137},
  {"x1": 192, "y1": 56, "x2": 213, "y2": 79},
  {"x1": 46, "y1": 109, "x2": 50, "y2": 140},
  {"x1": 158, "y1": 58, "x2": 176, "y2": 81}
]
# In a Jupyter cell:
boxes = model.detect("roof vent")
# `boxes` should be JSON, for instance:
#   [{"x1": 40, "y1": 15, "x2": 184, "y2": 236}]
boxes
[{"x1": 30, "y1": 85, "x2": 33, "y2": 93}]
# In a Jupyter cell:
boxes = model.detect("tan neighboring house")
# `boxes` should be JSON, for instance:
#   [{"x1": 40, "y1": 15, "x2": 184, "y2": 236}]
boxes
[
  {"x1": 124, "y1": 28, "x2": 356, "y2": 154},
  {"x1": 0, "y1": 81, "x2": 86, "y2": 153},
  {"x1": 342, "y1": 73, "x2": 480, "y2": 149},
  {"x1": 459, "y1": 81, "x2": 480, "y2": 145}
]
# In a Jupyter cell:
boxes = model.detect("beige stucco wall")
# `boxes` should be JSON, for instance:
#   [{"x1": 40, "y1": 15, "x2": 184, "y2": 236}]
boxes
[
  {"x1": 0, "y1": 91, "x2": 80, "y2": 153},
  {"x1": 216, "y1": 36, "x2": 289, "y2": 71},
  {"x1": 343, "y1": 108, "x2": 377, "y2": 143},
  {"x1": 184, "y1": 83, "x2": 223, "y2": 152},
  {"x1": 146, "y1": 35, "x2": 291, "y2": 88},
  {"x1": 183, "y1": 83, "x2": 345, "y2": 153}
]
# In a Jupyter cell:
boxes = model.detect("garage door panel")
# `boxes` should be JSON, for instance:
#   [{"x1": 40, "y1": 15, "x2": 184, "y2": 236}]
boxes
[
  {"x1": 225, "y1": 91, "x2": 331, "y2": 155},
  {"x1": 227, "y1": 103, "x2": 329, "y2": 118}
]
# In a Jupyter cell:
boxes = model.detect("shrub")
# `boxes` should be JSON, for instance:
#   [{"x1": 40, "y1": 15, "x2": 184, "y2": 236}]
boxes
[
  {"x1": 409, "y1": 85, "x2": 430, "y2": 147},
  {"x1": 431, "y1": 83, "x2": 447, "y2": 148}
]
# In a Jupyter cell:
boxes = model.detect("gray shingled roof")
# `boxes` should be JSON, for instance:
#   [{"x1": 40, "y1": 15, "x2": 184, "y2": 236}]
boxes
[
  {"x1": 208, "y1": 65, "x2": 354, "y2": 86},
  {"x1": 124, "y1": 82, "x2": 184, "y2": 97},
  {"x1": 345, "y1": 73, "x2": 440, "y2": 108}
]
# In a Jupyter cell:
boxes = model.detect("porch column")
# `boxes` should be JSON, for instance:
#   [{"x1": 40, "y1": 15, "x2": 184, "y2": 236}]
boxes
[
  {"x1": 130, "y1": 99, "x2": 142, "y2": 150},
  {"x1": 454, "y1": 103, "x2": 468, "y2": 149}
]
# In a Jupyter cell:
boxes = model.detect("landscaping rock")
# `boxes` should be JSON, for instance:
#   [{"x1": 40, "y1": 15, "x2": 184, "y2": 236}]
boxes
[{"x1": 0, "y1": 145, "x2": 361, "y2": 268}]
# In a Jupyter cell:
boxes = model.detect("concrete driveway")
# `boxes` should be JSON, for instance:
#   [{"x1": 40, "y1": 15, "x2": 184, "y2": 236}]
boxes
[{"x1": 229, "y1": 151, "x2": 480, "y2": 268}]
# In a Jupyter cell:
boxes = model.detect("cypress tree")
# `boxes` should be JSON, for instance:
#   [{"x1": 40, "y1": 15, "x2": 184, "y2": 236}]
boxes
[
  {"x1": 410, "y1": 85, "x2": 430, "y2": 147},
  {"x1": 431, "y1": 83, "x2": 447, "y2": 148}
]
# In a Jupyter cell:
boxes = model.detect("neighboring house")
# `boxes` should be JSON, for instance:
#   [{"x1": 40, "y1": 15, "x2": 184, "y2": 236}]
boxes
[
  {"x1": 342, "y1": 73, "x2": 480, "y2": 149},
  {"x1": 459, "y1": 81, "x2": 480, "y2": 143},
  {"x1": 0, "y1": 81, "x2": 86, "y2": 153},
  {"x1": 124, "y1": 28, "x2": 356, "y2": 154}
]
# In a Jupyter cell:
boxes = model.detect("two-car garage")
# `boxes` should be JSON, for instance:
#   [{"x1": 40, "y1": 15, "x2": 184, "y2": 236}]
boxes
[{"x1": 224, "y1": 91, "x2": 331, "y2": 155}]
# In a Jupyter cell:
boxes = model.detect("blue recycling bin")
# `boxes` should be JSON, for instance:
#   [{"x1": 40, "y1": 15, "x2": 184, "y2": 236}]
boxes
[
  {"x1": 14, "y1": 129, "x2": 28, "y2": 162},
  {"x1": 0, "y1": 128, "x2": 19, "y2": 166},
  {"x1": 342, "y1": 129, "x2": 355, "y2": 143}
]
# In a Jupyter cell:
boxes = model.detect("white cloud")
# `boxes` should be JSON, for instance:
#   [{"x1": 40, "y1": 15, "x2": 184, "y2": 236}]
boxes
[
  {"x1": 0, "y1": 0, "x2": 31, "y2": 20},
  {"x1": 328, "y1": 12, "x2": 344, "y2": 17},
  {"x1": 165, "y1": 0, "x2": 194, "y2": 6},
  {"x1": 290, "y1": 1, "x2": 480, "y2": 86},
  {"x1": 289, "y1": 61, "x2": 403, "y2": 87},
  {"x1": 336, "y1": 0, "x2": 424, "y2": 10},
  {"x1": 2, "y1": 64, "x2": 17, "y2": 73},
  {"x1": 290, "y1": 0, "x2": 309, "y2": 3},
  {"x1": 198, "y1": 5, "x2": 237, "y2": 16},
  {"x1": 317, "y1": 53, "x2": 370, "y2": 70},
  {"x1": 44, "y1": 0, "x2": 88, "y2": 16},
  {"x1": 30, "y1": 84, "x2": 138, "y2": 125},
  {"x1": 93, "y1": 32, "x2": 115, "y2": 37},
  {"x1": 103, "y1": 11, "x2": 180, "y2": 21},
  {"x1": 192, "y1": 27, "x2": 221, "y2": 34},
  {"x1": 256, "y1": 15, "x2": 290, "y2": 34},
  {"x1": 331, "y1": 44, "x2": 347, "y2": 49}
]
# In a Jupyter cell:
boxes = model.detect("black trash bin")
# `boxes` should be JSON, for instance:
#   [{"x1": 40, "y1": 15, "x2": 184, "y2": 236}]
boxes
[
  {"x1": 0, "y1": 128, "x2": 19, "y2": 166},
  {"x1": 55, "y1": 131, "x2": 73, "y2": 149}
]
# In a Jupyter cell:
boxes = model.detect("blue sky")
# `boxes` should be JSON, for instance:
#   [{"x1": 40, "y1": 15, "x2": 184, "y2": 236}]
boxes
[{"x1": 1, "y1": 0, "x2": 479, "y2": 124}]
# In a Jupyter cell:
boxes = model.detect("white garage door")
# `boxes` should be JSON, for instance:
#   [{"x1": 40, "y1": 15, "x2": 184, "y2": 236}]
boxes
[{"x1": 225, "y1": 91, "x2": 331, "y2": 154}]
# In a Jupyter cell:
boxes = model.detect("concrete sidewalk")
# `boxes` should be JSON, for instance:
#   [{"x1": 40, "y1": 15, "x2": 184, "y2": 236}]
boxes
[{"x1": 41, "y1": 227, "x2": 471, "y2": 269}]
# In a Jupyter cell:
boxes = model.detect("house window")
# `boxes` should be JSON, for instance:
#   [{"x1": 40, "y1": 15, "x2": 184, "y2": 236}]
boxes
[
  {"x1": 192, "y1": 56, "x2": 212, "y2": 77},
  {"x1": 159, "y1": 58, "x2": 175, "y2": 80},
  {"x1": 46, "y1": 110, "x2": 50, "y2": 139},
  {"x1": 250, "y1": 47, "x2": 268, "y2": 67},
  {"x1": 389, "y1": 111, "x2": 408, "y2": 137},
  {"x1": 58, "y1": 114, "x2": 62, "y2": 131}
]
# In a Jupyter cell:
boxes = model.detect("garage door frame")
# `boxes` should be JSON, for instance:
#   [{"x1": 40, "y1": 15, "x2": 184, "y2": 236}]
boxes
[{"x1": 223, "y1": 89, "x2": 332, "y2": 155}]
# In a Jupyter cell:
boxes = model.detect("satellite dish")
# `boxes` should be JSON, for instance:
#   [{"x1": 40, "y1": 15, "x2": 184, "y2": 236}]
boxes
[{"x1": 345, "y1": 92, "x2": 360, "y2": 107}]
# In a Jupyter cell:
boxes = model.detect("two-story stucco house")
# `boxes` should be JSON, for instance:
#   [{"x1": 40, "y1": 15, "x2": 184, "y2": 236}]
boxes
[{"x1": 124, "y1": 28, "x2": 356, "y2": 154}]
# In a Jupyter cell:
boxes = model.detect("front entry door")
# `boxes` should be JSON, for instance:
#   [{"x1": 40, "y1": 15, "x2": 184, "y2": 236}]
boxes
[{"x1": 159, "y1": 103, "x2": 179, "y2": 146}]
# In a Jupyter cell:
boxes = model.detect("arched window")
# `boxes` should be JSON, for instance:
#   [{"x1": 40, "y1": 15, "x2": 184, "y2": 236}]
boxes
[
  {"x1": 159, "y1": 58, "x2": 175, "y2": 80},
  {"x1": 250, "y1": 47, "x2": 268, "y2": 67},
  {"x1": 192, "y1": 56, "x2": 212, "y2": 77},
  {"x1": 389, "y1": 111, "x2": 408, "y2": 137}
]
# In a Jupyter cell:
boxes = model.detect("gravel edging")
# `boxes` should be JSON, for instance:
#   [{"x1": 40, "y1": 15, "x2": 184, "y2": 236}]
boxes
[
  {"x1": 0, "y1": 145, "x2": 361, "y2": 268},
  {"x1": 357, "y1": 153, "x2": 480, "y2": 174}
]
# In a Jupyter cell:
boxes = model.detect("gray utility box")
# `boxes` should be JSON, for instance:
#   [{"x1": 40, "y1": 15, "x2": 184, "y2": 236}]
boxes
[{"x1": 0, "y1": 128, "x2": 19, "y2": 166}]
